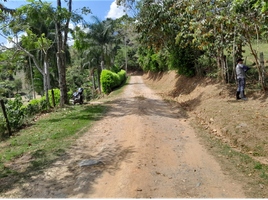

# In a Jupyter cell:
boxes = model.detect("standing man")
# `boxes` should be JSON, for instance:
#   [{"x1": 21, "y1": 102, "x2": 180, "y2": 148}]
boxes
[{"x1": 236, "y1": 58, "x2": 250, "y2": 100}]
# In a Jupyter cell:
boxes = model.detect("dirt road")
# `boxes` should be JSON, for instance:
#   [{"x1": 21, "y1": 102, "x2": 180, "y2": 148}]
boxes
[{"x1": 16, "y1": 76, "x2": 245, "y2": 198}]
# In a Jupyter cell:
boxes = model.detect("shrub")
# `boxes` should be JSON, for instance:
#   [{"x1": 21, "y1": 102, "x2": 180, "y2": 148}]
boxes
[
  {"x1": 167, "y1": 46, "x2": 195, "y2": 77},
  {"x1": 48, "y1": 89, "x2": 60, "y2": 107},
  {"x1": 150, "y1": 53, "x2": 159, "y2": 72},
  {"x1": 5, "y1": 94, "x2": 24, "y2": 129},
  {"x1": 101, "y1": 69, "x2": 126, "y2": 94},
  {"x1": 39, "y1": 96, "x2": 48, "y2": 111}
]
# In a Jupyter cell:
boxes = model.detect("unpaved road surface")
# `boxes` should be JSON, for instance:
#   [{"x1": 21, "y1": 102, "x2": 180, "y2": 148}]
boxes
[{"x1": 13, "y1": 76, "x2": 245, "y2": 198}]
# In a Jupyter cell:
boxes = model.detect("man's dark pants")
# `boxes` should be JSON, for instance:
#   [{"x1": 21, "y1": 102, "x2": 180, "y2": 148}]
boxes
[{"x1": 237, "y1": 78, "x2": 246, "y2": 98}]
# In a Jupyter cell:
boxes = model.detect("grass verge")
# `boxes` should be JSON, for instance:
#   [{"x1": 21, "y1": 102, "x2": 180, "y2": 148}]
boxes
[{"x1": 0, "y1": 103, "x2": 108, "y2": 193}]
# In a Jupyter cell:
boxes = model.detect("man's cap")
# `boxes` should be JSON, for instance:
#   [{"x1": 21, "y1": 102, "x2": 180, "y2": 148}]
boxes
[{"x1": 237, "y1": 58, "x2": 244, "y2": 62}]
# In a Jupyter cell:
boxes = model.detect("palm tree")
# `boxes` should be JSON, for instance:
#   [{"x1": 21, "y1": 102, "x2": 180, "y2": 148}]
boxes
[
  {"x1": 87, "y1": 16, "x2": 116, "y2": 71},
  {"x1": 82, "y1": 46, "x2": 102, "y2": 95}
]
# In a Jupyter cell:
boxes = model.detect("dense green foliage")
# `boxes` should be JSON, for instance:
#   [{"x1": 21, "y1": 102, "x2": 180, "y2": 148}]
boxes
[
  {"x1": 5, "y1": 95, "x2": 24, "y2": 130},
  {"x1": 0, "y1": 88, "x2": 71, "y2": 135},
  {"x1": 48, "y1": 89, "x2": 60, "y2": 107},
  {"x1": 132, "y1": 0, "x2": 268, "y2": 87},
  {"x1": 100, "y1": 69, "x2": 126, "y2": 94}
]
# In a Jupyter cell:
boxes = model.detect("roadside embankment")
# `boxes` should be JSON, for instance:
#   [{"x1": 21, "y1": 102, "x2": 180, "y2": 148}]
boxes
[{"x1": 143, "y1": 71, "x2": 268, "y2": 197}]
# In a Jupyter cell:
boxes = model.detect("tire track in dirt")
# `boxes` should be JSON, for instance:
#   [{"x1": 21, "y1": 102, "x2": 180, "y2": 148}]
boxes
[{"x1": 11, "y1": 76, "x2": 245, "y2": 198}]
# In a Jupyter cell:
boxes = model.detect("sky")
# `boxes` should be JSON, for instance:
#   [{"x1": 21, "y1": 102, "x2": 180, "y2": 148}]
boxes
[{"x1": 0, "y1": 0, "x2": 126, "y2": 46}]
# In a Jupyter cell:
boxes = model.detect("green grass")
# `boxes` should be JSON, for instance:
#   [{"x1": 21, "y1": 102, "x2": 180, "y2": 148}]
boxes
[
  {"x1": 0, "y1": 74, "x2": 131, "y2": 195},
  {"x1": 0, "y1": 104, "x2": 108, "y2": 181}
]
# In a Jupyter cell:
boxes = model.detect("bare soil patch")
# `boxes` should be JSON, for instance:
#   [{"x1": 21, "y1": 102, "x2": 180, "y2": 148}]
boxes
[{"x1": 143, "y1": 71, "x2": 268, "y2": 197}]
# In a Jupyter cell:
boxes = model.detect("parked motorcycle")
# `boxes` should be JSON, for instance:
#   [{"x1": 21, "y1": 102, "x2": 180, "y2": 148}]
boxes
[{"x1": 70, "y1": 88, "x2": 84, "y2": 105}]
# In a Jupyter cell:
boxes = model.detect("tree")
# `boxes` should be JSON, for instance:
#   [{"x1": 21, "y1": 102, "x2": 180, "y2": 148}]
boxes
[
  {"x1": 14, "y1": 79, "x2": 22, "y2": 94},
  {"x1": 230, "y1": 0, "x2": 268, "y2": 91},
  {"x1": 82, "y1": 47, "x2": 102, "y2": 93},
  {"x1": 116, "y1": 0, "x2": 142, "y2": 17},
  {"x1": 54, "y1": 0, "x2": 90, "y2": 106},
  {"x1": 1, "y1": 1, "x2": 55, "y2": 104},
  {"x1": 87, "y1": 16, "x2": 115, "y2": 70},
  {"x1": 82, "y1": 16, "x2": 117, "y2": 92},
  {"x1": 135, "y1": 0, "x2": 199, "y2": 76}
]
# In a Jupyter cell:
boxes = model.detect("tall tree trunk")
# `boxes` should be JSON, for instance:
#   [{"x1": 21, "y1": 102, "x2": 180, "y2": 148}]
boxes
[
  {"x1": 44, "y1": 53, "x2": 50, "y2": 105},
  {"x1": 55, "y1": 0, "x2": 72, "y2": 106},
  {"x1": 220, "y1": 50, "x2": 225, "y2": 81},
  {"x1": 29, "y1": 57, "x2": 36, "y2": 99},
  {"x1": 92, "y1": 69, "x2": 96, "y2": 90},
  {"x1": 91, "y1": 69, "x2": 95, "y2": 99},
  {"x1": 125, "y1": 36, "x2": 128, "y2": 78},
  {"x1": 55, "y1": 21, "x2": 66, "y2": 106},
  {"x1": 232, "y1": 27, "x2": 237, "y2": 83},
  {"x1": 220, "y1": 23, "x2": 225, "y2": 81},
  {"x1": 97, "y1": 69, "x2": 101, "y2": 92},
  {"x1": 216, "y1": 48, "x2": 221, "y2": 80},
  {"x1": 47, "y1": 59, "x2": 51, "y2": 90},
  {"x1": 247, "y1": 34, "x2": 265, "y2": 92},
  {"x1": 101, "y1": 49, "x2": 104, "y2": 70}
]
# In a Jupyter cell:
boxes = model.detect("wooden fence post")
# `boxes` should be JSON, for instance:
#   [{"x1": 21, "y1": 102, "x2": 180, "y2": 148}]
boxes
[
  {"x1": 0, "y1": 99, "x2": 11, "y2": 136},
  {"x1": 260, "y1": 52, "x2": 266, "y2": 87},
  {"x1": 51, "y1": 89, "x2": 56, "y2": 107}
]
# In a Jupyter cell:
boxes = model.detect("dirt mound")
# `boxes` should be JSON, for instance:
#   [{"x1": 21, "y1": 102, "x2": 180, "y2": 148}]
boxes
[{"x1": 143, "y1": 71, "x2": 268, "y2": 165}]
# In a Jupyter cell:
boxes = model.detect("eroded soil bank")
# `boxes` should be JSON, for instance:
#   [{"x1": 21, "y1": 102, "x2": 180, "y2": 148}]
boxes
[
  {"x1": 1, "y1": 75, "x2": 247, "y2": 198},
  {"x1": 143, "y1": 71, "x2": 268, "y2": 197}
]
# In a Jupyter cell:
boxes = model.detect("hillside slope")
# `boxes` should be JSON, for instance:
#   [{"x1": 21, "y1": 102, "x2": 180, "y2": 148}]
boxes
[{"x1": 143, "y1": 71, "x2": 268, "y2": 164}]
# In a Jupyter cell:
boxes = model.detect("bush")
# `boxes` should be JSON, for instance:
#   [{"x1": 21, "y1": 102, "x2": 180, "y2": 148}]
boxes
[
  {"x1": 48, "y1": 89, "x2": 60, "y2": 107},
  {"x1": 28, "y1": 101, "x2": 39, "y2": 116},
  {"x1": 167, "y1": 46, "x2": 196, "y2": 77},
  {"x1": 101, "y1": 69, "x2": 126, "y2": 94},
  {"x1": 39, "y1": 96, "x2": 48, "y2": 111},
  {"x1": 5, "y1": 94, "x2": 24, "y2": 129},
  {"x1": 22, "y1": 96, "x2": 49, "y2": 117}
]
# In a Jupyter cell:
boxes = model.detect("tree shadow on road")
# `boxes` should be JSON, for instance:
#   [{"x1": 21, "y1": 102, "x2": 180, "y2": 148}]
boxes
[
  {"x1": 105, "y1": 95, "x2": 191, "y2": 119},
  {"x1": 0, "y1": 142, "x2": 136, "y2": 198}
]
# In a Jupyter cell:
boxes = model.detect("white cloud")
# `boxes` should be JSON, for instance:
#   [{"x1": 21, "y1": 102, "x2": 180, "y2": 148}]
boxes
[
  {"x1": 4, "y1": 32, "x2": 27, "y2": 48},
  {"x1": 67, "y1": 23, "x2": 89, "y2": 46},
  {"x1": 69, "y1": 23, "x2": 75, "y2": 30},
  {"x1": 106, "y1": 1, "x2": 125, "y2": 19},
  {"x1": 69, "y1": 23, "x2": 90, "y2": 33},
  {"x1": 67, "y1": 39, "x2": 74, "y2": 46}
]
